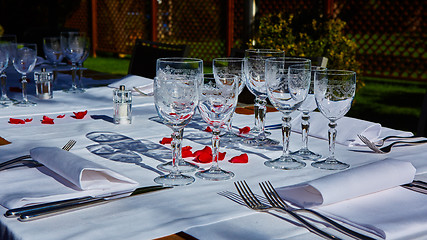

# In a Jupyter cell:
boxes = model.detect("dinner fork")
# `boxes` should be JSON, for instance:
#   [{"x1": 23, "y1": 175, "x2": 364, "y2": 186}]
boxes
[
  {"x1": 259, "y1": 181, "x2": 375, "y2": 240},
  {"x1": 234, "y1": 181, "x2": 339, "y2": 240},
  {"x1": 0, "y1": 140, "x2": 77, "y2": 171},
  {"x1": 360, "y1": 134, "x2": 420, "y2": 147},
  {"x1": 358, "y1": 134, "x2": 427, "y2": 153}
]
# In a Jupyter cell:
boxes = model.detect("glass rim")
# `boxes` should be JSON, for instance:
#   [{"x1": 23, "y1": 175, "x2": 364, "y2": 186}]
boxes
[
  {"x1": 157, "y1": 57, "x2": 203, "y2": 64},
  {"x1": 323, "y1": 69, "x2": 356, "y2": 76},
  {"x1": 213, "y1": 57, "x2": 245, "y2": 62},
  {"x1": 265, "y1": 57, "x2": 311, "y2": 64},
  {"x1": 245, "y1": 49, "x2": 284, "y2": 54}
]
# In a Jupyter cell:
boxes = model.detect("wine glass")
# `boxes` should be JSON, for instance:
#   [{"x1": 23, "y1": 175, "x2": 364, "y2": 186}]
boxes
[
  {"x1": 312, "y1": 70, "x2": 356, "y2": 170},
  {"x1": 291, "y1": 66, "x2": 327, "y2": 161},
  {"x1": 212, "y1": 57, "x2": 246, "y2": 141},
  {"x1": 264, "y1": 57, "x2": 311, "y2": 169},
  {"x1": 76, "y1": 37, "x2": 90, "y2": 91},
  {"x1": 244, "y1": 49, "x2": 284, "y2": 146},
  {"x1": 43, "y1": 37, "x2": 64, "y2": 82},
  {"x1": 12, "y1": 43, "x2": 37, "y2": 107},
  {"x1": 0, "y1": 43, "x2": 9, "y2": 108},
  {"x1": 60, "y1": 32, "x2": 86, "y2": 93},
  {"x1": 0, "y1": 34, "x2": 17, "y2": 106},
  {"x1": 195, "y1": 73, "x2": 238, "y2": 181},
  {"x1": 154, "y1": 58, "x2": 203, "y2": 186}
]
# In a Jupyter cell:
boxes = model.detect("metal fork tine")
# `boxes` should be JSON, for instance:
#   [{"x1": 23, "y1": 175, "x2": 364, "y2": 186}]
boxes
[
  {"x1": 242, "y1": 180, "x2": 263, "y2": 206},
  {"x1": 234, "y1": 181, "x2": 253, "y2": 208},
  {"x1": 263, "y1": 181, "x2": 286, "y2": 208},
  {"x1": 62, "y1": 140, "x2": 76, "y2": 151},
  {"x1": 266, "y1": 181, "x2": 290, "y2": 209}
]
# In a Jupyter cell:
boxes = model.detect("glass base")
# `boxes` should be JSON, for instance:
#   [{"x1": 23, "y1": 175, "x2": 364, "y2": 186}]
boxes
[
  {"x1": 157, "y1": 160, "x2": 199, "y2": 173},
  {"x1": 14, "y1": 100, "x2": 37, "y2": 107},
  {"x1": 291, "y1": 148, "x2": 322, "y2": 161},
  {"x1": 0, "y1": 96, "x2": 16, "y2": 106},
  {"x1": 311, "y1": 157, "x2": 350, "y2": 170},
  {"x1": 242, "y1": 128, "x2": 271, "y2": 138},
  {"x1": 243, "y1": 137, "x2": 279, "y2": 147},
  {"x1": 195, "y1": 167, "x2": 234, "y2": 181},
  {"x1": 154, "y1": 173, "x2": 195, "y2": 186},
  {"x1": 264, "y1": 155, "x2": 306, "y2": 170},
  {"x1": 64, "y1": 87, "x2": 85, "y2": 93}
]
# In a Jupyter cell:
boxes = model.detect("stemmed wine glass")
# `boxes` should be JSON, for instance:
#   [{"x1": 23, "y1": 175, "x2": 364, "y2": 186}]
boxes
[
  {"x1": 76, "y1": 37, "x2": 90, "y2": 92},
  {"x1": 43, "y1": 37, "x2": 64, "y2": 82},
  {"x1": 195, "y1": 74, "x2": 239, "y2": 181},
  {"x1": 291, "y1": 66, "x2": 327, "y2": 161},
  {"x1": 12, "y1": 43, "x2": 38, "y2": 107},
  {"x1": 0, "y1": 34, "x2": 17, "y2": 106},
  {"x1": 244, "y1": 49, "x2": 284, "y2": 146},
  {"x1": 0, "y1": 43, "x2": 9, "y2": 108},
  {"x1": 154, "y1": 58, "x2": 203, "y2": 186},
  {"x1": 264, "y1": 57, "x2": 311, "y2": 169},
  {"x1": 212, "y1": 57, "x2": 246, "y2": 141},
  {"x1": 312, "y1": 70, "x2": 356, "y2": 170},
  {"x1": 60, "y1": 32, "x2": 86, "y2": 93}
]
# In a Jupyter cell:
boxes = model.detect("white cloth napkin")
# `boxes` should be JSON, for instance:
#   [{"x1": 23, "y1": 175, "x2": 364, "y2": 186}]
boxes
[
  {"x1": 0, "y1": 147, "x2": 138, "y2": 209},
  {"x1": 277, "y1": 159, "x2": 427, "y2": 239},
  {"x1": 108, "y1": 74, "x2": 154, "y2": 95},
  {"x1": 291, "y1": 111, "x2": 382, "y2": 146}
]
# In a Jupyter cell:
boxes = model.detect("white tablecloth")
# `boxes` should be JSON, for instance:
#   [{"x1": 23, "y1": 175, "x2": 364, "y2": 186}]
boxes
[{"x1": 1, "y1": 83, "x2": 427, "y2": 239}]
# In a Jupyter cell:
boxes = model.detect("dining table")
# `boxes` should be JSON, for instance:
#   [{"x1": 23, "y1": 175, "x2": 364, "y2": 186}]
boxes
[{"x1": 1, "y1": 63, "x2": 427, "y2": 240}]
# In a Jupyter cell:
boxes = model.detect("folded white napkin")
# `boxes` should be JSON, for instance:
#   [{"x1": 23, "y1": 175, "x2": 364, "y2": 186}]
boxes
[
  {"x1": 277, "y1": 160, "x2": 427, "y2": 239},
  {"x1": 291, "y1": 111, "x2": 382, "y2": 146},
  {"x1": 0, "y1": 147, "x2": 138, "y2": 209},
  {"x1": 108, "y1": 74, "x2": 153, "y2": 95}
]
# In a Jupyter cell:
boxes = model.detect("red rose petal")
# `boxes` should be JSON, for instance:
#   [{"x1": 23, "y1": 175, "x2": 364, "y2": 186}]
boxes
[
  {"x1": 239, "y1": 126, "x2": 251, "y2": 134},
  {"x1": 73, "y1": 110, "x2": 88, "y2": 119},
  {"x1": 57, "y1": 114, "x2": 65, "y2": 118},
  {"x1": 41, "y1": 116, "x2": 54, "y2": 124},
  {"x1": 204, "y1": 126, "x2": 213, "y2": 132},
  {"x1": 9, "y1": 118, "x2": 26, "y2": 124},
  {"x1": 229, "y1": 153, "x2": 249, "y2": 163},
  {"x1": 24, "y1": 118, "x2": 33, "y2": 122},
  {"x1": 159, "y1": 137, "x2": 173, "y2": 145},
  {"x1": 181, "y1": 146, "x2": 194, "y2": 158},
  {"x1": 193, "y1": 146, "x2": 226, "y2": 163},
  {"x1": 218, "y1": 151, "x2": 226, "y2": 161}
]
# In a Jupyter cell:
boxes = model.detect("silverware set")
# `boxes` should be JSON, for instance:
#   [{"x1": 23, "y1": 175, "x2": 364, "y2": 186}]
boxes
[
  {"x1": 0, "y1": 140, "x2": 76, "y2": 171},
  {"x1": 357, "y1": 134, "x2": 427, "y2": 153}
]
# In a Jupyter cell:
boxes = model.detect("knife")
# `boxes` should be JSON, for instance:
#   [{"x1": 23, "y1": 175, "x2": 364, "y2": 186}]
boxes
[{"x1": 6, "y1": 185, "x2": 171, "y2": 221}]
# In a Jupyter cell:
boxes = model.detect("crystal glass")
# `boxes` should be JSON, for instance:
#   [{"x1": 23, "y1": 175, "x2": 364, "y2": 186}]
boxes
[
  {"x1": 291, "y1": 66, "x2": 327, "y2": 161},
  {"x1": 264, "y1": 57, "x2": 311, "y2": 169},
  {"x1": 43, "y1": 37, "x2": 64, "y2": 82},
  {"x1": 77, "y1": 37, "x2": 90, "y2": 91},
  {"x1": 60, "y1": 32, "x2": 86, "y2": 93},
  {"x1": 195, "y1": 74, "x2": 238, "y2": 181},
  {"x1": 213, "y1": 57, "x2": 246, "y2": 141},
  {"x1": 312, "y1": 70, "x2": 356, "y2": 170},
  {"x1": 12, "y1": 43, "x2": 37, "y2": 107},
  {"x1": 0, "y1": 34, "x2": 17, "y2": 106},
  {"x1": 154, "y1": 58, "x2": 203, "y2": 186},
  {"x1": 0, "y1": 43, "x2": 9, "y2": 108},
  {"x1": 244, "y1": 49, "x2": 284, "y2": 146}
]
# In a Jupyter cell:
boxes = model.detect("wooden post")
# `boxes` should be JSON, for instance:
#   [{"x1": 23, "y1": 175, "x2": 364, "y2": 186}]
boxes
[
  {"x1": 152, "y1": 0, "x2": 158, "y2": 42},
  {"x1": 226, "y1": 0, "x2": 234, "y2": 56},
  {"x1": 325, "y1": 0, "x2": 334, "y2": 17},
  {"x1": 91, "y1": 0, "x2": 98, "y2": 57}
]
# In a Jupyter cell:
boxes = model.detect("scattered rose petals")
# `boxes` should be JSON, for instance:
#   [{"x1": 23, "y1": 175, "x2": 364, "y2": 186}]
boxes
[
  {"x1": 239, "y1": 126, "x2": 251, "y2": 134},
  {"x1": 41, "y1": 116, "x2": 54, "y2": 124},
  {"x1": 57, "y1": 114, "x2": 65, "y2": 118},
  {"x1": 159, "y1": 137, "x2": 173, "y2": 145},
  {"x1": 24, "y1": 118, "x2": 33, "y2": 122},
  {"x1": 204, "y1": 126, "x2": 213, "y2": 132},
  {"x1": 229, "y1": 153, "x2": 249, "y2": 163},
  {"x1": 9, "y1": 118, "x2": 26, "y2": 124},
  {"x1": 73, "y1": 110, "x2": 88, "y2": 119},
  {"x1": 193, "y1": 146, "x2": 225, "y2": 163},
  {"x1": 182, "y1": 146, "x2": 194, "y2": 158}
]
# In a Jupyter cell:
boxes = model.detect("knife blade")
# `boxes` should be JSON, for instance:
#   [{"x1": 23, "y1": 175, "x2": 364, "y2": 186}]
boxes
[{"x1": 6, "y1": 185, "x2": 171, "y2": 221}]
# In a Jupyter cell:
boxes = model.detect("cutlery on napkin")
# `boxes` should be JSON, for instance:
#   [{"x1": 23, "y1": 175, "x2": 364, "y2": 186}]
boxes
[
  {"x1": 275, "y1": 159, "x2": 427, "y2": 239},
  {"x1": 0, "y1": 147, "x2": 138, "y2": 209},
  {"x1": 108, "y1": 74, "x2": 153, "y2": 95}
]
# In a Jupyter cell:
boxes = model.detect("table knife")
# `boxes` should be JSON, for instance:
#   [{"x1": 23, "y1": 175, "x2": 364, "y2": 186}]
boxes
[{"x1": 6, "y1": 185, "x2": 171, "y2": 221}]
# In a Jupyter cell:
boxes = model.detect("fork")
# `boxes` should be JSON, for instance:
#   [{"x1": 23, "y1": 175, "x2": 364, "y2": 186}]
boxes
[
  {"x1": 234, "y1": 181, "x2": 339, "y2": 240},
  {"x1": 259, "y1": 181, "x2": 375, "y2": 240},
  {"x1": 358, "y1": 134, "x2": 427, "y2": 153},
  {"x1": 361, "y1": 134, "x2": 420, "y2": 147},
  {"x1": 0, "y1": 140, "x2": 77, "y2": 171}
]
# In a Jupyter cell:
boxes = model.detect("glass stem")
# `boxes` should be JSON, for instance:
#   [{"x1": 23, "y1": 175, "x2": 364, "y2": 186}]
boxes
[
  {"x1": 226, "y1": 114, "x2": 233, "y2": 133},
  {"x1": 78, "y1": 63, "x2": 83, "y2": 88},
  {"x1": 301, "y1": 113, "x2": 310, "y2": 150},
  {"x1": 171, "y1": 130, "x2": 183, "y2": 173},
  {"x1": 211, "y1": 128, "x2": 221, "y2": 170},
  {"x1": 255, "y1": 97, "x2": 267, "y2": 139},
  {"x1": 281, "y1": 115, "x2": 292, "y2": 156},
  {"x1": 21, "y1": 75, "x2": 28, "y2": 103},
  {"x1": 328, "y1": 121, "x2": 337, "y2": 161},
  {"x1": 176, "y1": 128, "x2": 184, "y2": 164},
  {"x1": 1, "y1": 72, "x2": 7, "y2": 99},
  {"x1": 71, "y1": 63, "x2": 77, "y2": 89}
]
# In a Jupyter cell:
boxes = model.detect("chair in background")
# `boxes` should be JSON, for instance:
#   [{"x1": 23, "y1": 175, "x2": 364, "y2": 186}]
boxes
[
  {"x1": 128, "y1": 40, "x2": 190, "y2": 79},
  {"x1": 417, "y1": 91, "x2": 427, "y2": 137}
]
